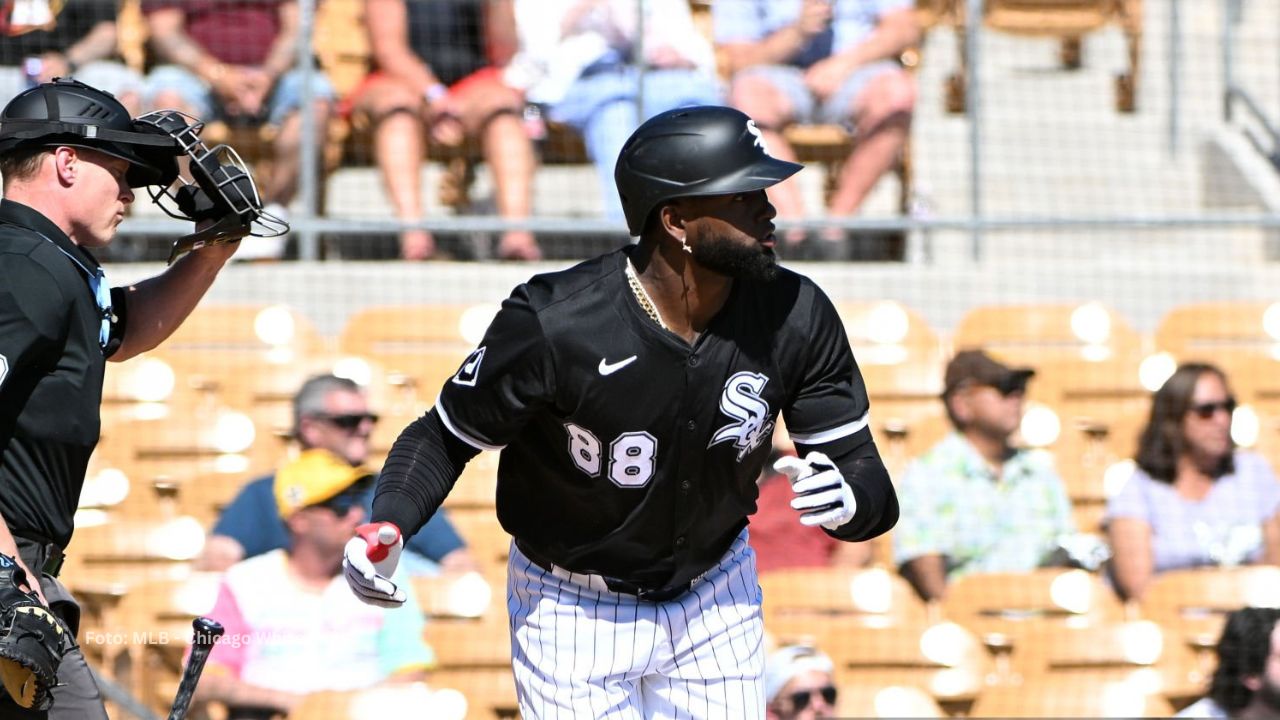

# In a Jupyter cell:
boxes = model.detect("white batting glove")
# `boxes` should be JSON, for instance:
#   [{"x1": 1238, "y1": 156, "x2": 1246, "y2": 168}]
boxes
[
  {"x1": 343, "y1": 522, "x2": 406, "y2": 608},
  {"x1": 774, "y1": 452, "x2": 857, "y2": 531}
]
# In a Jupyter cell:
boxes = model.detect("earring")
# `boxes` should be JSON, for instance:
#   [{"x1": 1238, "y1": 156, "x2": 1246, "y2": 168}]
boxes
[{"x1": 680, "y1": 237, "x2": 692, "y2": 254}]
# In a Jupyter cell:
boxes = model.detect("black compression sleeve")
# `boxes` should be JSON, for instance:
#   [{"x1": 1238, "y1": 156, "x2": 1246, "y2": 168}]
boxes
[
  {"x1": 371, "y1": 408, "x2": 480, "y2": 539},
  {"x1": 795, "y1": 428, "x2": 899, "y2": 542}
]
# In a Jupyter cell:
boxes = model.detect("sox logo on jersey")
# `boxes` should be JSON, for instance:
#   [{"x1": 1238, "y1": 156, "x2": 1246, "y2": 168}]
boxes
[{"x1": 709, "y1": 371, "x2": 775, "y2": 462}]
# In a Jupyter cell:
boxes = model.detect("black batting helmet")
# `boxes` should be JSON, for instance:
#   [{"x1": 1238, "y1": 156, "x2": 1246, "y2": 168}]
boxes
[
  {"x1": 614, "y1": 105, "x2": 803, "y2": 236},
  {"x1": 0, "y1": 78, "x2": 180, "y2": 187}
]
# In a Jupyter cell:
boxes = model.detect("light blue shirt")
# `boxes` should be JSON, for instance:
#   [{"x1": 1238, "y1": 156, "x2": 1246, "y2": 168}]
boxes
[
  {"x1": 1105, "y1": 451, "x2": 1280, "y2": 572},
  {"x1": 713, "y1": 0, "x2": 913, "y2": 67},
  {"x1": 893, "y1": 433, "x2": 1077, "y2": 578}
]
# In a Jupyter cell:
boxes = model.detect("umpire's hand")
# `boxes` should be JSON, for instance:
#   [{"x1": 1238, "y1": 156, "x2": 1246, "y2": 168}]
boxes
[
  {"x1": 343, "y1": 522, "x2": 406, "y2": 608},
  {"x1": 774, "y1": 452, "x2": 858, "y2": 530}
]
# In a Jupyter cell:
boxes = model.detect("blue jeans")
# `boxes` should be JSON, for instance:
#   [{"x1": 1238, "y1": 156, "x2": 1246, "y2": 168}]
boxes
[{"x1": 550, "y1": 66, "x2": 722, "y2": 223}]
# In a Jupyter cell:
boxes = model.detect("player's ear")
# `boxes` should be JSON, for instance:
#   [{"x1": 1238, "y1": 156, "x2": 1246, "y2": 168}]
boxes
[
  {"x1": 53, "y1": 146, "x2": 78, "y2": 185},
  {"x1": 658, "y1": 202, "x2": 687, "y2": 242}
]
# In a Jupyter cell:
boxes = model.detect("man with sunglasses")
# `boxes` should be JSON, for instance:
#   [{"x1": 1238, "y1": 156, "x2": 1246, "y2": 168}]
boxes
[
  {"x1": 199, "y1": 374, "x2": 477, "y2": 575},
  {"x1": 0, "y1": 79, "x2": 245, "y2": 717},
  {"x1": 893, "y1": 349, "x2": 1076, "y2": 601},
  {"x1": 765, "y1": 644, "x2": 839, "y2": 719},
  {"x1": 195, "y1": 449, "x2": 434, "y2": 716}
]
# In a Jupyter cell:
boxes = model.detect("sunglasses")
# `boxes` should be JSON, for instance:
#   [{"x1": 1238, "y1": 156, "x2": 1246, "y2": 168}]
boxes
[
  {"x1": 312, "y1": 412, "x2": 380, "y2": 430},
  {"x1": 787, "y1": 685, "x2": 838, "y2": 711},
  {"x1": 1189, "y1": 398, "x2": 1236, "y2": 419}
]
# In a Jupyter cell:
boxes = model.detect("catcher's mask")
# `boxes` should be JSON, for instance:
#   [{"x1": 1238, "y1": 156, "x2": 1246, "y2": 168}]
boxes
[{"x1": 134, "y1": 109, "x2": 289, "y2": 263}]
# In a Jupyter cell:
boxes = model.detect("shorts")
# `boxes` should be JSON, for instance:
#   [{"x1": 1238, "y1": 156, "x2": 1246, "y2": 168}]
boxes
[
  {"x1": 735, "y1": 60, "x2": 901, "y2": 126},
  {"x1": 338, "y1": 65, "x2": 506, "y2": 119},
  {"x1": 144, "y1": 64, "x2": 335, "y2": 126}
]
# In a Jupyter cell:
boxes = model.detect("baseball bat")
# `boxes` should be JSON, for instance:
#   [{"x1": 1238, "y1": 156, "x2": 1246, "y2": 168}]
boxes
[{"x1": 167, "y1": 617, "x2": 225, "y2": 720}]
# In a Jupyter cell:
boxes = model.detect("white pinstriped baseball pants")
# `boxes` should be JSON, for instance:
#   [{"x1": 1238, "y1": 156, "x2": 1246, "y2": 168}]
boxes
[{"x1": 506, "y1": 530, "x2": 766, "y2": 719}]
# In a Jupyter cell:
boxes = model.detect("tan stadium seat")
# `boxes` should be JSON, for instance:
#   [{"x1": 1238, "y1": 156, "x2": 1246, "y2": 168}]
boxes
[
  {"x1": 970, "y1": 676, "x2": 1174, "y2": 717},
  {"x1": 1139, "y1": 566, "x2": 1280, "y2": 683},
  {"x1": 759, "y1": 566, "x2": 930, "y2": 626},
  {"x1": 944, "y1": 0, "x2": 1142, "y2": 114}
]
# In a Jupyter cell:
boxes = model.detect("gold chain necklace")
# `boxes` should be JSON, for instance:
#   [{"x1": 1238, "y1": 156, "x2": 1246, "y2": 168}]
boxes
[{"x1": 625, "y1": 259, "x2": 669, "y2": 330}]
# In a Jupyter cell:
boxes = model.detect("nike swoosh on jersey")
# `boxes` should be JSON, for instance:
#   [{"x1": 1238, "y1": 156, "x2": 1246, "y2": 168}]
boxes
[{"x1": 598, "y1": 355, "x2": 638, "y2": 375}]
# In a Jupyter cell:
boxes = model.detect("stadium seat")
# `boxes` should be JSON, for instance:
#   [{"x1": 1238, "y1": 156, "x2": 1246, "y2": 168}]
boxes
[
  {"x1": 1048, "y1": 407, "x2": 1146, "y2": 532},
  {"x1": 759, "y1": 566, "x2": 931, "y2": 626},
  {"x1": 1153, "y1": 302, "x2": 1280, "y2": 449},
  {"x1": 769, "y1": 617, "x2": 989, "y2": 709},
  {"x1": 783, "y1": 124, "x2": 911, "y2": 215},
  {"x1": 942, "y1": 568, "x2": 1126, "y2": 634},
  {"x1": 410, "y1": 572, "x2": 499, "y2": 621},
  {"x1": 835, "y1": 301, "x2": 949, "y2": 472},
  {"x1": 1002, "y1": 620, "x2": 1203, "y2": 704},
  {"x1": 1153, "y1": 300, "x2": 1280, "y2": 361},
  {"x1": 443, "y1": 508, "x2": 511, "y2": 576},
  {"x1": 951, "y1": 303, "x2": 1150, "y2": 427},
  {"x1": 1139, "y1": 566, "x2": 1280, "y2": 679},
  {"x1": 836, "y1": 683, "x2": 946, "y2": 718},
  {"x1": 97, "y1": 413, "x2": 285, "y2": 489},
  {"x1": 944, "y1": 0, "x2": 1143, "y2": 114},
  {"x1": 941, "y1": 568, "x2": 1127, "y2": 681},
  {"x1": 289, "y1": 683, "x2": 484, "y2": 720},
  {"x1": 145, "y1": 304, "x2": 329, "y2": 414},
  {"x1": 338, "y1": 303, "x2": 499, "y2": 396},
  {"x1": 422, "y1": 615, "x2": 514, "y2": 719},
  {"x1": 953, "y1": 302, "x2": 1145, "y2": 367},
  {"x1": 969, "y1": 676, "x2": 1175, "y2": 717}
]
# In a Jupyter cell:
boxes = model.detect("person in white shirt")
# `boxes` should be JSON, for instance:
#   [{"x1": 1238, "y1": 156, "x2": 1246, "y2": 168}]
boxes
[{"x1": 504, "y1": 0, "x2": 721, "y2": 224}]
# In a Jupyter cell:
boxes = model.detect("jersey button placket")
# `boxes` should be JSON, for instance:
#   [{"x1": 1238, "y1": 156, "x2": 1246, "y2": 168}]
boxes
[{"x1": 687, "y1": 354, "x2": 699, "y2": 367}]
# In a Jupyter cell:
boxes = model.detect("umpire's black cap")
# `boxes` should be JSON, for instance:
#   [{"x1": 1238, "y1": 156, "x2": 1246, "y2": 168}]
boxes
[
  {"x1": 0, "y1": 78, "x2": 179, "y2": 187},
  {"x1": 614, "y1": 105, "x2": 803, "y2": 236}
]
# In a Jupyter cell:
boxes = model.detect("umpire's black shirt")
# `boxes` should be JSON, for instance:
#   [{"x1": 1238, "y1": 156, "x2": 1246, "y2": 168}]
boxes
[{"x1": 0, "y1": 199, "x2": 127, "y2": 549}]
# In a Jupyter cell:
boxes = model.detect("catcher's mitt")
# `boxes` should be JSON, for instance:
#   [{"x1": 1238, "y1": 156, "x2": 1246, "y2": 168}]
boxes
[{"x1": 0, "y1": 554, "x2": 65, "y2": 710}]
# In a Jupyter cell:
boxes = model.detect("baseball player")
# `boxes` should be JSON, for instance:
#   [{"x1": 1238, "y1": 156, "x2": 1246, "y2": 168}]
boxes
[{"x1": 345, "y1": 105, "x2": 898, "y2": 718}]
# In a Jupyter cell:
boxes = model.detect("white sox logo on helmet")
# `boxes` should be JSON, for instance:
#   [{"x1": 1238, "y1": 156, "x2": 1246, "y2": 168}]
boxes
[
  {"x1": 745, "y1": 119, "x2": 770, "y2": 155},
  {"x1": 708, "y1": 371, "x2": 775, "y2": 462}
]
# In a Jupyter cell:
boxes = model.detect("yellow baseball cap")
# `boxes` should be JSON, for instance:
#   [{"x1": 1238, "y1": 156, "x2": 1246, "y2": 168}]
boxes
[{"x1": 274, "y1": 449, "x2": 373, "y2": 519}]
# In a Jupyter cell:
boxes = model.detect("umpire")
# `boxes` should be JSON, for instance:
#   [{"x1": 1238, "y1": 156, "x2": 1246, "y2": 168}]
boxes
[{"x1": 0, "y1": 79, "x2": 242, "y2": 717}]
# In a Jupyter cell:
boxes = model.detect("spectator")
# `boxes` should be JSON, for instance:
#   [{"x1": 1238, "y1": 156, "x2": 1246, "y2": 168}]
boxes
[
  {"x1": 893, "y1": 350, "x2": 1076, "y2": 601},
  {"x1": 196, "y1": 448, "x2": 434, "y2": 717},
  {"x1": 198, "y1": 374, "x2": 477, "y2": 576},
  {"x1": 750, "y1": 431, "x2": 872, "y2": 572},
  {"x1": 504, "y1": 0, "x2": 721, "y2": 225},
  {"x1": 765, "y1": 644, "x2": 839, "y2": 720},
  {"x1": 714, "y1": 0, "x2": 919, "y2": 249},
  {"x1": 1, "y1": 1, "x2": 144, "y2": 112},
  {"x1": 349, "y1": 0, "x2": 538, "y2": 261},
  {"x1": 1106, "y1": 363, "x2": 1280, "y2": 601},
  {"x1": 1176, "y1": 607, "x2": 1280, "y2": 719},
  {"x1": 142, "y1": 0, "x2": 334, "y2": 260}
]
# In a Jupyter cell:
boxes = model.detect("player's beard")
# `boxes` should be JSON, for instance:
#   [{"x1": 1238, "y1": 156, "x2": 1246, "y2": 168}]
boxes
[{"x1": 692, "y1": 232, "x2": 778, "y2": 282}]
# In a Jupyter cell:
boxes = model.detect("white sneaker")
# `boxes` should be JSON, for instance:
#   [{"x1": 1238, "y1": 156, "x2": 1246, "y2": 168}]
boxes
[{"x1": 232, "y1": 202, "x2": 289, "y2": 260}]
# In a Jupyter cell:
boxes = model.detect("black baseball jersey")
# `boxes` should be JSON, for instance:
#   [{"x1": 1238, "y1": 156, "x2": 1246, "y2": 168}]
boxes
[
  {"x1": 437, "y1": 247, "x2": 874, "y2": 590},
  {"x1": 0, "y1": 199, "x2": 127, "y2": 549}
]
